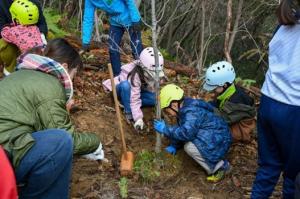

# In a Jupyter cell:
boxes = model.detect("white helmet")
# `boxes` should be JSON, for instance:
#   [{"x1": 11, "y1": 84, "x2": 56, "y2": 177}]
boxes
[
  {"x1": 139, "y1": 47, "x2": 164, "y2": 78},
  {"x1": 203, "y1": 61, "x2": 236, "y2": 91}
]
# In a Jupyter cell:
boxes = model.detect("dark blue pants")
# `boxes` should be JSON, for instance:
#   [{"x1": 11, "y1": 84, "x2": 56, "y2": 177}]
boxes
[
  {"x1": 295, "y1": 173, "x2": 300, "y2": 199},
  {"x1": 16, "y1": 129, "x2": 73, "y2": 199},
  {"x1": 116, "y1": 80, "x2": 155, "y2": 114},
  {"x1": 251, "y1": 95, "x2": 300, "y2": 199},
  {"x1": 109, "y1": 25, "x2": 143, "y2": 76}
]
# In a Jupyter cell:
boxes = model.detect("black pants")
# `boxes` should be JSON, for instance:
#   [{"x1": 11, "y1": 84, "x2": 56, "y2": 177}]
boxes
[{"x1": 295, "y1": 173, "x2": 300, "y2": 199}]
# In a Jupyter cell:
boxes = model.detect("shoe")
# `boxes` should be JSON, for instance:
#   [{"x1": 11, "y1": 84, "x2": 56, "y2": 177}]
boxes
[{"x1": 206, "y1": 160, "x2": 230, "y2": 183}]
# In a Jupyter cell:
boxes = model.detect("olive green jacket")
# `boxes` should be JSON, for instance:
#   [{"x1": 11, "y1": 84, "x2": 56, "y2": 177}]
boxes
[{"x1": 0, "y1": 70, "x2": 99, "y2": 169}]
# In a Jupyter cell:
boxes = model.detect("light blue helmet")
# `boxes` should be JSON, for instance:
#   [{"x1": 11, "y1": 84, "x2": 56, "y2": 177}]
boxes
[{"x1": 203, "y1": 61, "x2": 236, "y2": 91}]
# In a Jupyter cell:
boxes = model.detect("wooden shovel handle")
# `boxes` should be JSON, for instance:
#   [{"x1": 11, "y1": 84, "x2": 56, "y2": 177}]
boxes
[{"x1": 108, "y1": 64, "x2": 127, "y2": 154}]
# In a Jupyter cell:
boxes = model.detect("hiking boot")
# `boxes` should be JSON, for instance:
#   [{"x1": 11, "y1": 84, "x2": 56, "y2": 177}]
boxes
[{"x1": 206, "y1": 160, "x2": 231, "y2": 183}]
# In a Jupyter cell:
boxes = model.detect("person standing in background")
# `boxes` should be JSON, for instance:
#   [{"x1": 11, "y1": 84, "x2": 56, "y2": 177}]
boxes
[
  {"x1": 81, "y1": 0, "x2": 143, "y2": 76},
  {"x1": 251, "y1": 0, "x2": 300, "y2": 198}
]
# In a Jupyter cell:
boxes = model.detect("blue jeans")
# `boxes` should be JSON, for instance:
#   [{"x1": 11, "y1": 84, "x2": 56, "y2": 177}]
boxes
[
  {"x1": 109, "y1": 25, "x2": 143, "y2": 76},
  {"x1": 251, "y1": 95, "x2": 300, "y2": 199},
  {"x1": 116, "y1": 80, "x2": 155, "y2": 114},
  {"x1": 16, "y1": 129, "x2": 73, "y2": 199}
]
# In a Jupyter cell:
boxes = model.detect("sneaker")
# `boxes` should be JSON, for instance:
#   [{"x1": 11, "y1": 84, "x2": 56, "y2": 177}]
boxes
[{"x1": 206, "y1": 160, "x2": 231, "y2": 183}]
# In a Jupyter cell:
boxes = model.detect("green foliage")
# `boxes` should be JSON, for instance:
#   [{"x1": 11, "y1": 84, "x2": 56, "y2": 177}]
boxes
[
  {"x1": 43, "y1": 8, "x2": 68, "y2": 37},
  {"x1": 141, "y1": 29, "x2": 174, "y2": 61},
  {"x1": 235, "y1": 77, "x2": 256, "y2": 88},
  {"x1": 141, "y1": 29, "x2": 152, "y2": 47},
  {"x1": 178, "y1": 75, "x2": 190, "y2": 84},
  {"x1": 118, "y1": 177, "x2": 128, "y2": 199},
  {"x1": 133, "y1": 150, "x2": 160, "y2": 183},
  {"x1": 159, "y1": 48, "x2": 175, "y2": 61},
  {"x1": 133, "y1": 150, "x2": 181, "y2": 183},
  {"x1": 238, "y1": 35, "x2": 269, "y2": 64}
]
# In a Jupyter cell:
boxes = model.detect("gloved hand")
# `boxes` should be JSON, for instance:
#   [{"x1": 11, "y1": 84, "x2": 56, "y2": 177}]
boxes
[
  {"x1": 134, "y1": 118, "x2": 144, "y2": 130},
  {"x1": 80, "y1": 44, "x2": 90, "y2": 54},
  {"x1": 82, "y1": 143, "x2": 104, "y2": 161},
  {"x1": 131, "y1": 21, "x2": 142, "y2": 32},
  {"x1": 165, "y1": 145, "x2": 177, "y2": 155},
  {"x1": 153, "y1": 119, "x2": 167, "y2": 135},
  {"x1": 40, "y1": 33, "x2": 47, "y2": 45}
]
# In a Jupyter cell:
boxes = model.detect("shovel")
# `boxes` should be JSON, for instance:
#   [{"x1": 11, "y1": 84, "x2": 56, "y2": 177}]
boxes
[{"x1": 108, "y1": 63, "x2": 134, "y2": 176}]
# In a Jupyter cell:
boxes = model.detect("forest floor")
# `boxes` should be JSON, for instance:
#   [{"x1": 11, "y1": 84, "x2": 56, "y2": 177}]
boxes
[{"x1": 68, "y1": 42, "x2": 283, "y2": 199}]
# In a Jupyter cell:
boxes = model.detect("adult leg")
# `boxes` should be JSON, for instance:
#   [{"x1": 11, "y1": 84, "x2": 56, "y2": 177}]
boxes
[
  {"x1": 273, "y1": 101, "x2": 300, "y2": 198},
  {"x1": 109, "y1": 25, "x2": 125, "y2": 76},
  {"x1": 251, "y1": 95, "x2": 284, "y2": 199},
  {"x1": 0, "y1": 39, "x2": 19, "y2": 75},
  {"x1": 295, "y1": 173, "x2": 300, "y2": 199},
  {"x1": 15, "y1": 129, "x2": 73, "y2": 199},
  {"x1": 128, "y1": 27, "x2": 143, "y2": 59},
  {"x1": 141, "y1": 90, "x2": 155, "y2": 107},
  {"x1": 116, "y1": 81, "x2": 132, "y2": 114}
]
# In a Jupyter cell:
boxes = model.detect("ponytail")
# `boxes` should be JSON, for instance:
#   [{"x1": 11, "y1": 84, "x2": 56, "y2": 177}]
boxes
[{"x1": 128, "y1": 63, "x2": 147, "y2": 87}]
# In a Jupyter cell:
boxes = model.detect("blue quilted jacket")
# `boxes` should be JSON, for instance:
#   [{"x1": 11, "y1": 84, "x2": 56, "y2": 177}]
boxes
[
  {"x1": 82, "y1": 0, "x2": 141, "y2": 45},
  {"x1": 165, "y1": 98, "x2": 232, "y2": 169}
]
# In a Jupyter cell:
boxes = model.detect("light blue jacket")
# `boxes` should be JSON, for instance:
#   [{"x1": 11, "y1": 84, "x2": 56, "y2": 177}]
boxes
[{"x1": 82, "y1": 0, "x2": 141, "y2": 45}]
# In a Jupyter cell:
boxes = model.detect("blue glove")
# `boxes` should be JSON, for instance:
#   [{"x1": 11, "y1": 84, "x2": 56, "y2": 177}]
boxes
[
  {"x1": 165, "y1": 145, "x2": 176, "y2": 155},
  {"x1": 153, "y1": 119, "x2": 167, "y2": 135}
]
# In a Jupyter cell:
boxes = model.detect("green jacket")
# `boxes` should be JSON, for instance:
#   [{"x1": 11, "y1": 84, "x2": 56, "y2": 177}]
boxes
[
  {"x1": 214, "y1": 85, "x2": 256, "y2": 125},
  {"x1": 214, "y1": 101, "x2": 256, "y2": 125},
  {"x1": 0, "y1": 70, "x2": 99, "y2": 169}
]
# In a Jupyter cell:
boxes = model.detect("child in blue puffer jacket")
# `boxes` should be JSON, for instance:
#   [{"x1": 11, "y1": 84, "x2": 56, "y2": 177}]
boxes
[
  {"x1": 154, "y1": 84, "x2": 232, "y2": 182},
  {"x1": 81, "y1": 0, "x2": 143, "y2": 76}
]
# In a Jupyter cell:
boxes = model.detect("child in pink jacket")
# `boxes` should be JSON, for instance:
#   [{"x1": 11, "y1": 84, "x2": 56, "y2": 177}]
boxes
[
  {"x1": 103, "y1": 47, "x2": 165, "y2": 130},
  {"x1": 1, "y1": 0, "x2": 45, "y2": 54}
]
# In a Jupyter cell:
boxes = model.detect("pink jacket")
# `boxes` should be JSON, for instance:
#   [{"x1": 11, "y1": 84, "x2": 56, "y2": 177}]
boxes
[
  {"x1": 103, "y1": 61, "x2": 154, "y2": 122},
  {"x1": 1, "y1": 24, "x2": 43, "y2": 53}
]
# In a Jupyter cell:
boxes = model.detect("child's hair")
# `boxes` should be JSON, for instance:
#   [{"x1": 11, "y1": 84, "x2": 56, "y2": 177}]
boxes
[
  {"x1": 28, "y1": 38, "x2": 82, "y2": 70},
  {"x1": 127, "y1": 63, "x2": 147, "y2": 87},
  {"x1": 277, "y1": 0, "x2": 300, "y2": 25},
  {"x1": 44, "y1": 38, "x2": 82, "y2": 70}
]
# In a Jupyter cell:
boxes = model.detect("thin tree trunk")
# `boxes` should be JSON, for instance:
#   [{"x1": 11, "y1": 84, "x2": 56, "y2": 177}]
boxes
[
  {"x1": 196, "y1": 1, "x2": 206, "y2": 76},
  {"x1": 229, "y1": 0, "x2": 243, "y2": 52},
  {"x1": 151, "y1": 0, "x2": 162, "y2": 153},
  {"x1": 224, "y1": 0, "x2": 233, "y2": 63},
  {"x1": 94, "y1": 11, "x2": 101, "y2": 43},
  {"x1": 77, "y1": 0, "x2": 83, "y2": 31}
]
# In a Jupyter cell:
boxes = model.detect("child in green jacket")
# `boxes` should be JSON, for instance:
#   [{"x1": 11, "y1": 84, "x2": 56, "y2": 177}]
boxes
[{"x1": 203, "y1": 61, "x2": 256, "y2": 142}]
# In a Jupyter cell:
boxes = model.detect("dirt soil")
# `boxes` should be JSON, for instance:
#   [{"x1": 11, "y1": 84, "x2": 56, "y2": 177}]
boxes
[{"x1": 69, "y1": 45, "x2": 283, "y2": 199}]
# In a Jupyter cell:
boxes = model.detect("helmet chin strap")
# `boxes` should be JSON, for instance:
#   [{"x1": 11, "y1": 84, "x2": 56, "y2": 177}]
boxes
[{"x1": 168, "y1": 100, "x2": 182, "y2": 114}]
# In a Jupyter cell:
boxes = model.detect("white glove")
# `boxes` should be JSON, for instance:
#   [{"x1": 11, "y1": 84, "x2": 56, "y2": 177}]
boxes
[
  {"x1": 134, "y1": 119, "x2": 144, "y2": 130},
  {"x1": 82, "y1": 143, "x2": 105, "y2": 161},
  {"x1": 41, "y1": 33, "x2": 47, "y2": 45}
]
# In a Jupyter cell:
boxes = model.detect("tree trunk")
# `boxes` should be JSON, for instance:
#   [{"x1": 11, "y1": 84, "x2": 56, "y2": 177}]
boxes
[
  {"x1": 229, "y1": 0, "x2": 244, "y2": 52},
  {"x1": 151, "y1": 0, "x2": 162, "y2": 153},
  {"x1": 196, "y1": 1, "x2": 206, "y2": 76},
  {"x1": 224, "y1": 0, "x2": 233, "y2": 63}
]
